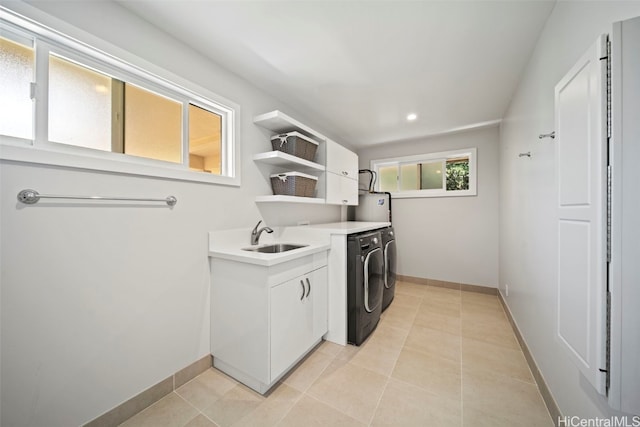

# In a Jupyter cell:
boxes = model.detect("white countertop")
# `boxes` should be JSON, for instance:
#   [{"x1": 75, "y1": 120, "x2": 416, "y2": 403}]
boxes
[
  {"x1": 209, "y1": 226, "x2": 331, "y2": 267},
  {"x1": 308, "y1": 221, "x2": 391, "y2": 234},
  {"x1": 208, "y1": 221, "x2": 389, "y2": 266}
]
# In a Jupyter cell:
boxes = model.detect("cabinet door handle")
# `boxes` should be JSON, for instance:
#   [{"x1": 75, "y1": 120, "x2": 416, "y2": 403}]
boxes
[
  {"x1": 342, "y1": 199, "x2": 348, "y2": 204},
  {"x1": 305, "y1": 278, "x2": 311, "y2": 298},
  {"x1": 299, "y1": 280, "x2": 305, "y2": 301},
  {"x1": 342, "y1": 171, "x2": 348, "y2": 176}
]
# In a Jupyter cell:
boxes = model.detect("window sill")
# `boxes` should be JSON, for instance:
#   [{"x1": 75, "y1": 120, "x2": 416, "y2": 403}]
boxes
[
  {"x1": 0, "y1": 139, "x2": 241, "y2": 187},
  {"x1": 388, "y1": 189, "x2": 476, "y2": 199}
]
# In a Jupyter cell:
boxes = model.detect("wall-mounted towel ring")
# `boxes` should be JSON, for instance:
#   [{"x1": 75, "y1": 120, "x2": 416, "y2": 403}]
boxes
[
  {"x1": 538, "y1": 131, "x2": 555, "y2": 140},
  {"x1": 519, "y1": 152, "x2": 532, "y2": 158}
]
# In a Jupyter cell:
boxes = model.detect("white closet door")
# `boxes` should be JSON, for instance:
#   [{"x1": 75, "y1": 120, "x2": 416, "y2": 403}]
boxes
[{"x1": 555, "y1": 34, "x2": 608, "y2": 395}]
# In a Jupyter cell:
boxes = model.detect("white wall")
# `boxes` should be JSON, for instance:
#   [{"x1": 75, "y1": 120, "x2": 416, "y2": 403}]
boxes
[
  {"x1": 0, "y1": 2, "x2": 341, "y2": 426},
  {"x1": 499, "y1": 0, "x2": 640, "y2": 419},
  {"x1": 358, "y1": 125, "x2": 500, "y2": 287}
]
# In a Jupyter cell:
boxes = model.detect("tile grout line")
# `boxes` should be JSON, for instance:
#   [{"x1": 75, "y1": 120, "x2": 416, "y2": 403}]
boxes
[
  {"x1": 301, "y1": 393, "x2": 364, "y2": 425},
  {"x1": 280, "y1": 344, "x2": 343, "y2": 425},
  {"x1": 321, "y1": 285, "x2": 487, "y2": 425},
  {"x1": 364, "y1": 291, "x2": 425, "y2": 426},
  {"x1": 459, "y1": 338, "x2": 541, "y2": 386},
  {"x1": 275, "y1": 343, "x2": 348, "y2": 427},
  {"x1": 298, "y1": 353, "x2": 333, "y2": 393},
  {"x1": 117, "y1": 390, "x2": 177, "y2": 426},
  {"x1": 171, "y1": 392, "x2": 209, "y2": 427},
  {"x1": 248, "y1": 348, "x2": 336, "y2": 427},
  {"x1": 270, "y1": 391, "x2": 304, "y2": 427},
  {"x1": 460, "y1": 290, "x2": 552, "y2": 425},
  {"x1": 278, "y1": 339, "x2": 373, "y2": 425},
  {"x1": 384, "y1": 290, "x2": 462, "y2": 396},
  {"x1": 174, "y1": 363, "x2": 228, "y2": 426},
  {"x1": 497, "y1": 294, "x2": 558, "y2": 425},
  {"x1": 175, "y1": 369, "x2": 242, "y2": 427},
  {"x1": 305, "y1": 346, "x2": 396, "y2": 425},
  {"x1": 306, "y1": 288, "x2": 424, "y2": 426},
  {"x1": 366, "y1": 377, "x2": 391, "y2": 427},
  {"x1": 462, "y1": 292, "x2": 541, "y2": 388}
]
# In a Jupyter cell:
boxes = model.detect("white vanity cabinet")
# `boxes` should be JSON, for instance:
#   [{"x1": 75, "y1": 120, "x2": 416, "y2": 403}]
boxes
[
  {"x1": 325, "y1": 139, "x2": 358, "y2": 205},
  {"x1": 210, "y1": 251, "x2": 328, "y2": 394}
]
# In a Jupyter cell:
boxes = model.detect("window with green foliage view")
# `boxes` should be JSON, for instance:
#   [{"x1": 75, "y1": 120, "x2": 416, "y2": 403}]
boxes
[
  {"x1": 446, "y1": 158, "x2": 470, "y2": 191},
  {"x1": 371, "y1": 148, "x2": 476, "y2": 198}
]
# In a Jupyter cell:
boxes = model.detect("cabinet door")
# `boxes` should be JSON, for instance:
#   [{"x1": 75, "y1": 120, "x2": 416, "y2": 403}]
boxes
[
  {"x1": 326, "y1": 139, "x2": 358, "y2": 179},
  {"x1": 270, "y1": 267, "x2": 328, "y2": 381},
  {"x1": 309, "y1": 266, "x2": 328, "y2": 339},
  {"x1": 326, "y1": 172, "x2": 358, "y2": 206},
  {"x1": 270, "y1": 275, "x2": 314, "y2": 381},
  {"x1": 341, "y1": 174, "x2": 358, "y2": 205}
]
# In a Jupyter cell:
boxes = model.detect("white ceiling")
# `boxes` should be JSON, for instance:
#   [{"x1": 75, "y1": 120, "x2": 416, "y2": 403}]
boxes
[{"x1": 117, "y1": 0, "x2": 555, "y2": 148}]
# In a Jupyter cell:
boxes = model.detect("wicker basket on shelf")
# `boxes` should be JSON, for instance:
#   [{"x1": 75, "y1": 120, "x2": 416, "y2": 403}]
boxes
[
  {"x1": 270, "y1": 172, "x2": 318, "y2": 197},
  {"x1": 270, "y1": 132, "x2": 318, "y2": 162}
]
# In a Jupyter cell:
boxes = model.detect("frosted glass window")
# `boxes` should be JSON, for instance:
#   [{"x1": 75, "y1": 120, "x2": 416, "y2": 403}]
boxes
[
  {"x1": 123, "y1": 84, "x2": 181, "y2": 163},
  {"x1": 420, "y1": 161, "x2": 444, "y2": 190},
  {"x1": 49, "y1": 54, "x2": 111, "y2": 150},
  {"x1": 0, "y1": 35, "x2": 34, "y2": 139},
  {"x1": 398, "y1": 161, "x2": 446, "y2": 190},
  {"x1": 189, "y1": 104, "x2": 222, "y2": 174},
  {"x1": 378, "y1": 165, "x2": 397, "y2": 192},
  {"x1": 400, "y1": 164, "x2": 419, "y2": 191}
]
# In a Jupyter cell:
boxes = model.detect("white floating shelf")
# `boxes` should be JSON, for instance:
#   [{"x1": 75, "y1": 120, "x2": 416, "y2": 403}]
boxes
[
  {"x1": 255, "y1": 195, "x2": 326, "y2": 204},
  {"x1": 253, "y1": 110, "x2": 325, "y2": 143},
  {"x1": 253, "y1": 151, "x2": 324, "y2": 171}
]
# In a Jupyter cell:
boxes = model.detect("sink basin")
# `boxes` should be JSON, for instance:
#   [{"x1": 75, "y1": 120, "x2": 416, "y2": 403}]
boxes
[{"x1": 242, "y1": 243, "x2": 308, "y2": 253}]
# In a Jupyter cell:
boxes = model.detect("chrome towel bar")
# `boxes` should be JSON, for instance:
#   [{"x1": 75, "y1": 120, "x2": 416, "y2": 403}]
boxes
[{"x1": 17, "y1": 189, "x2": 177, "y2": 206}]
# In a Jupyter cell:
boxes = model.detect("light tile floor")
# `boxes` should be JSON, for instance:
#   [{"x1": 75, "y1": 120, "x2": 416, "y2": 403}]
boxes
[{"x1": 119, "y1": 282, "x2": 554, "y2": 427}]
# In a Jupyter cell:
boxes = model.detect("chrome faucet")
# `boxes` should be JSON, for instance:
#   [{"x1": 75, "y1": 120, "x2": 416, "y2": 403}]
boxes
[{"x1": 250, "y1": 220, "x2": 273, "y2": 245}]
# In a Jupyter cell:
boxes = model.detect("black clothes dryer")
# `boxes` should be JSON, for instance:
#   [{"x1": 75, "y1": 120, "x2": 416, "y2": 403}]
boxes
[
  {"x1": 380, "y1": 227, "x2": 397, "y2": 312},
  {"x1": 347, "y1": 230, "x2": 384, "y2": 345}
]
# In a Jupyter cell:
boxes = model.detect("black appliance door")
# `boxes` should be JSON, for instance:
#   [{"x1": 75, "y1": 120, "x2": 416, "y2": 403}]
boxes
[
  {"x1": 384, "y1": 239, "x2": 397, "y2": 289},
  {"x1": 363, "y1": 247, "x2": 384, "y2": 313}
]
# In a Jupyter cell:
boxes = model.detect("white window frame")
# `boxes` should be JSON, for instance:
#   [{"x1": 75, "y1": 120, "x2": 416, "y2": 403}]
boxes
[
  {"x1": 371, "y1": 147, "x2": 477, "y2": 198},
  {"x1": 0, "y1": 9, "x2": 241, "y2": 186}
]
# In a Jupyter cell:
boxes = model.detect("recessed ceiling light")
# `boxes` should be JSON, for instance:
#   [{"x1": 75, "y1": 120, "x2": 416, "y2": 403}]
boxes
[{"x1": 407, "y1": 113, "x2": 417, "y2": 121}]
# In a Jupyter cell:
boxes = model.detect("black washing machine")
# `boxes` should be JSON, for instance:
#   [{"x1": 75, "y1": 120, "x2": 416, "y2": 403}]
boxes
[
  {"x1": 347, "y1": 230, "x2": 384, "y2": 345},
  {"x1": 380, "y1": 227, "x2": 397, "y2": 312}
]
